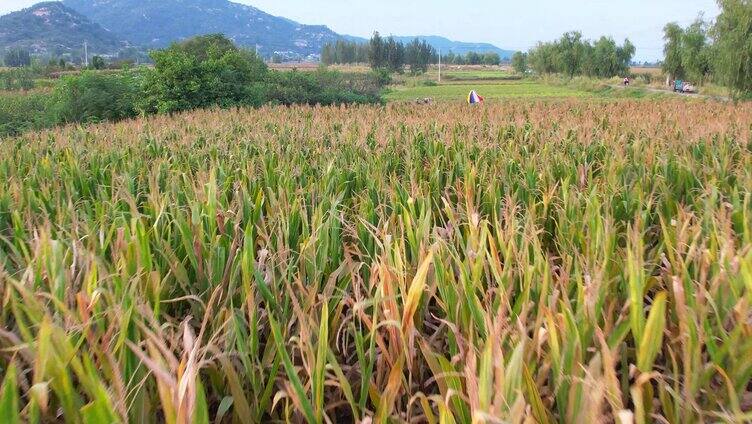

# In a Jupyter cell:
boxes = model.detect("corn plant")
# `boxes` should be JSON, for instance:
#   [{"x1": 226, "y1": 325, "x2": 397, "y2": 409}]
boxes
[{"x1": 0, "y1": 99, "x2": 751, "y2": 423}]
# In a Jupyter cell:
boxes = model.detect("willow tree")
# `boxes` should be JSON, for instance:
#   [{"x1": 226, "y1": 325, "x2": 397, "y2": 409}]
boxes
[
  {"x1": 663, "y1": 23, "x2": 686, "y2": 80},
  {"x1": 712, "y1": 0, "x2": 752, "y2": 97}
]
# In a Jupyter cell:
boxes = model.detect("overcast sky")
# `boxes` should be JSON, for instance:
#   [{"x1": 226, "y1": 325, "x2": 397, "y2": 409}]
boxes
[{"x1": 1, "y1": 0, "x2": 721, "y2": 61}]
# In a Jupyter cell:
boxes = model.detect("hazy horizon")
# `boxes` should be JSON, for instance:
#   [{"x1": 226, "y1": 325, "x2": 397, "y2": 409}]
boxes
[{"x1": 0, "y1": 0, "x2": 721, "y2": 61}]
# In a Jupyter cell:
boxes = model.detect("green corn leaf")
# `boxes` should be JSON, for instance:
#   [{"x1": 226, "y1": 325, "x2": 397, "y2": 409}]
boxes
[
  {"x1": 638, "y1": 292, "x2": 667, "y2": 373},
  {"x1": 0, "y1": 362, "x2": 20, "y2": 424},
  {"x1": 267, "y1": 310, "x2": 317, "y2": 424}
]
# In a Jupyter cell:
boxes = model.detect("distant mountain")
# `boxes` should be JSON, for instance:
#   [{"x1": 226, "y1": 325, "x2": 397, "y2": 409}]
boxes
[
  {"x1": 0, "y1": 2, "x2": 125, "y2": 55},
  {"x1": 394, "y1": 36, "x2": 515, "y2": 59},
  {"x1": 63, "y1": 0, "x2": 342, "y2": 58},
  {"x1": 0, "y1": 0, "x2": 515, "y2": 61},
  {"x1": 343, "y1": 34, "x2": 515, "y2": 59}
]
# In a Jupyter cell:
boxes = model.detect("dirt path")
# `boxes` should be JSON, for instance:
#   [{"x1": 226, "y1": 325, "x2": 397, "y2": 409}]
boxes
[{"x1": 610, "y1": 84, "x2": 730, "y2": 101}]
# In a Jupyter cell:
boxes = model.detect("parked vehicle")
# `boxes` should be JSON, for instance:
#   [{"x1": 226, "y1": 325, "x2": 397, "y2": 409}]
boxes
[
  {"x1": 681, "y1": 82, "x2": 696, "y2": 93},
  {"x1": 673, "y1": 80, "x2": 696, "y2": 93}
]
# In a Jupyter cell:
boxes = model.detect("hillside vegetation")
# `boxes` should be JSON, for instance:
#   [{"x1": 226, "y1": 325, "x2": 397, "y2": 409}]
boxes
[
  {"x1": 0, "y1": 2, "x2": 124, "y2": 55},
  {"x1": 1, "y1": 99, "x2": 751, "y2": 423}
]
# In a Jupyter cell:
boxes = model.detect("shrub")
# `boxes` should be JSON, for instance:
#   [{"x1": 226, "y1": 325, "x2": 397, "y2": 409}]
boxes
[
  {"x1": 140, "y1": 34, "x2": 268, "y2": 114},
  {"x1": 91, "y1": 55, "x2": 106, "y2": 70},
  {"x1": 370, "y1": 68, "x2": 393, "y2": 86},
  {"x1": 0, "y1": 93, "x2": 50, "y2": 137},
  {"x1": 49, "y1": 70, "x2": 144, "y2": 124},
  {"x1": 0, "y1": 68, "x2": 35, "y2": 91},
  {"x1": 265, "y1": 69, "x2": 383, "y2": 106}
]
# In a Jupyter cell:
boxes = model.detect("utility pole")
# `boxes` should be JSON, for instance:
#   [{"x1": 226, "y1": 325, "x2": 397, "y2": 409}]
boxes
[{"x1": 84, "y1": 41, "x2": 88, "y2": 67}]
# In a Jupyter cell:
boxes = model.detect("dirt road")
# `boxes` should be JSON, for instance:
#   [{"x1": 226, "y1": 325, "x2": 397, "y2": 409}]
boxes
[{"x1": 611, "y1": 84, "x2": 730, "y2": 101}]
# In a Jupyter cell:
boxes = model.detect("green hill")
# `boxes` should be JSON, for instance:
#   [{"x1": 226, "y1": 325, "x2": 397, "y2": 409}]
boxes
[
  {"x1": 63, "y1": 0, "x2": 342, "y2": 58},
  {"x1": 0, "y1": 2, "x2": 126, "y2": 56}
]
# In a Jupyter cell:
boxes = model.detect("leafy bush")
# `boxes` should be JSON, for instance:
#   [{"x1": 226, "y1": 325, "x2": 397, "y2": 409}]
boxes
[
  {"x1": 265, "y1": 69, "x2": 383, "y2": 106},
  {"x1": 0, "y1": 93, "x2": 50, "y2": 137},
  {"x1": 140, "y1": 34, "x2": 268, "y2": 114},
  {"x1": 91, "y1": 55, "x2": 106, "y2": 70},
  {"x1": 370, "y1": 68, "x2": 393, "y2": 86},
  {"x1": 0, "y1": 68, "x2": 35, "y2": 91},
  {"x1": 140, "y1": 35, "x2": 382, "y2": 113},
  {"x1": 49, "y1": 70, "x2": 144, "y2": 124}
]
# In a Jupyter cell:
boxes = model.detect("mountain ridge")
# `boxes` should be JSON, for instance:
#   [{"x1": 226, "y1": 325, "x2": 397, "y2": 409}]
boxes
[
  {"x1": 1, "y1": 0, "x2": 515, "y2": 61},
  {"x1": 0, "y1": 2, "x2": 126, "y2": 56},
  {"x1": 62, "y1": 0, "x2": 343, "y2": 58}
]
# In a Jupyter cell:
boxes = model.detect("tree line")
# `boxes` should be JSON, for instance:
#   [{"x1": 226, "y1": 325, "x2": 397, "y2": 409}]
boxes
[
  {"x1": 323, "y1": 34, "x2": 438, "y2": 74},
  {"x1": 321, "y1": 40, "x2": 370, "y2": 66},
  {"x1": 3, "y1": 48, "x2": 32, "y2": 68},
  {"x1": 508, "y1": 1, "x2": 752, "y2": 98},
  {"x1": 662, "y1": 0, "x2": 752, "y2": 97},
  {"x1": 321, "y1": 34, "x2": 502, "y2": 73},
  {"x1": 441, "y1": 51, "x2": 502, "y2": 66},
  {"x1": 511, "y1": 32, "x2": 636, "y2": 78}
]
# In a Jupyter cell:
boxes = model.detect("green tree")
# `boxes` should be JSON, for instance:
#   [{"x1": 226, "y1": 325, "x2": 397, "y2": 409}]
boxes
[
  {"x1": 682, "y1": 19, "x2": 712, "y2": 84},
  {"x1": 529, "y1": 42, "x2": 559, "y2": 74},
  {"x1": 525, "y1": 33, "x2": 633, "y2": 77},
  {"x1": 482, "y1": 52, "x2": 501, "y2": 66},
  {"x1": 663, "y1": 23, "x2": 686, "y2": 79},
  {"x1": 558, "y1": 31, "x2": 587, "y2": 78},
  {"x1": 591, "y1": 37, "x2": 619, "y2": 77},
  {"x1": 369, "y1": 32, "x2": 386, "y2": 69},
  {"x1": 321, "y1": 43, "x2": 335, "y2": 65},
  {"x1": 356, "y1": 44, "x2": 370, "y2": 63},
  {"x1": 91, "y1": 55, "x2": 106, "y2": 70},
  {"x1": 384, "y1": 37, "x2": 405, "y2": 73},
  {"x1": 3, "y1": 48, "x2": 31, "y2": 68},
  {"x1": 141, "y1": 34, "x2": 268, "y2": 114},
  {"x1": 335, "y1": 40, "x2": 357, "y2": 64},
  {"x1": 511, "y1": 51, "x2": 528, "y2": 74},
  {"x1": 466, "y1": 51, "x2": 482, "y2": 65},
  {"x1": 405, "y1": 39, "x2": 435, "y2": 74},
  {"x1": 712, "y1": 0, "x2": 752, "y2": 97},
  {"x1": 616, "y1": 39, "x2": 636, "y2": 75},
  {"x1": 176, "y1": 34, "x2": 237, "y2": 61}
]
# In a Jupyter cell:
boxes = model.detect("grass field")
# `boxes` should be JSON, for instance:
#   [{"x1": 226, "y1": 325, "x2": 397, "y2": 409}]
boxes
[
  {"x1": 386, "y1": 80, "x2": 592, "y2": 101},
  {"x1": 385, "y1": 68, "x2": 673, "y2": 102},
  {"x1": 1, "y1": 98, "x2": 751, "y2": 423},
  {"x1": 440, "y1": 70, "x2": 516, "y2": 81}
]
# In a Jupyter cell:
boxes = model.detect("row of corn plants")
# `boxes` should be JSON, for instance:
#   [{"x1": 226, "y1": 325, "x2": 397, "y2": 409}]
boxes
[{"x1": 1, "y1": 99, "x2": 751, "y2": 423}]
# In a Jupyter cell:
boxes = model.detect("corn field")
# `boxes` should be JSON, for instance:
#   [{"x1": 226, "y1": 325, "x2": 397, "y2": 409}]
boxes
[{"x1": 1, "y1": 99, "x2": 751, "y2": 423}]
